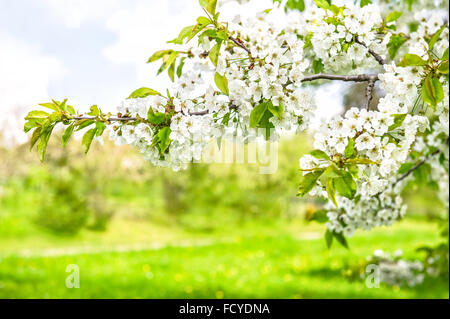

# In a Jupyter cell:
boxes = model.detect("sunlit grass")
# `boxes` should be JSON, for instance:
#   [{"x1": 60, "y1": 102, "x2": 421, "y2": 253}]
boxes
[{"x1": 0, "y1": 219, "x2": 447, "y2": 299}]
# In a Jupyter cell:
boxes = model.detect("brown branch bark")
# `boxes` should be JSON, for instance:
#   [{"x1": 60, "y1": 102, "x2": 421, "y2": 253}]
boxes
[
  {"x1": 364, "y1": 78, "x2": 376, "y2": 110},
  {"x1": 229, "y1": 36, "x2": 252, "y2": 56},
  {"x1": 355, "y1": 36, "x2": 387, "y2": 66},
  {"x1": 301, "y1": 73, "x2": 378, "y2": 83},
  {"x1": 393, "y1": 149, "x2": 441, "y2": 187}
]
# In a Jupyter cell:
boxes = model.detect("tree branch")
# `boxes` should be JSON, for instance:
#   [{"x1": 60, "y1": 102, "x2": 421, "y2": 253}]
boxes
[
  {"x1": 364, "y1": 78, "x2": 376, "y2": 110},
  {"x1": 393, "y1": 149, "x2": 441, "y2": 187},
  {"x1": 355, "y1": 36, "x2": 387, "y2": 66},
  {"x1": 301, "y1": 73, "x2": 379, "y2": 83},
  {"x1": 229, "y1": 36, "x2": 252, "y2": 56}
]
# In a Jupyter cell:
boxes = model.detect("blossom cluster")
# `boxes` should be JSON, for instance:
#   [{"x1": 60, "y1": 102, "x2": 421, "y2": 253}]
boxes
[{"x1": 365, "y1": 249, "x2": 425, "y2": 287}]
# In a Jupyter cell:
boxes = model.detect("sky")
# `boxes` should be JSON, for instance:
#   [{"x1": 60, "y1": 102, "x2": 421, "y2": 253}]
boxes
[{"x1": 0, "y1": 0, "x2": 343, "y2": 146}]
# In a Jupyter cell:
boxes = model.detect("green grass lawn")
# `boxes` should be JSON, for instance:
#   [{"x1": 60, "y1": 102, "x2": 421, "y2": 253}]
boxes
[{"x1": 0, "y1": 219, "x2": 448, "y2": 299}]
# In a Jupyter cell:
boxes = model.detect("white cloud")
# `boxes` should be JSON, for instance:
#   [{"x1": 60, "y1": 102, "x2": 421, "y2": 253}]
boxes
[
  {"x1": 0, "y1": 34, "x2": 66, "y2": 146},
  {"x1": 44, "y1": 0, "x2": 123, "y2": 28}
]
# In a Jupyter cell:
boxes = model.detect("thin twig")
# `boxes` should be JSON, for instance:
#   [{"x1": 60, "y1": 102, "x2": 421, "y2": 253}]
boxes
[
  {"x1": 364, "y1": 78, "x2": 376, "y2": 110},
  {"x1": 355, "y1": 36, "x2": 387, "y2": 66},
  {"x1": 301, "y1": 73, "x2": 379, "y2": 83},
  {"x1": 393, "y1": 149, "x2": 441, "y2": 187},
  {"x1": 229, "y1": 36, "x2": 252, "y2": 56}
]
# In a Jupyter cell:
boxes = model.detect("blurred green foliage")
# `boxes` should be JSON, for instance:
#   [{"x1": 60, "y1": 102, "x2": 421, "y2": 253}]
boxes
[{"x1": 0, "y1": 131, "x2": 448, "y2": 298}]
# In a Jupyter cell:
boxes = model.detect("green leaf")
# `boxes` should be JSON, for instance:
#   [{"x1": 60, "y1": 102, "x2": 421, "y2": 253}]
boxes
[
  {"x1": 25, "y1": 110, "x2": 49, "y2": 120},
  {"x1": 209, "y1": 41, "x2": 222, "y2": 67},
  {"x1": 437, "y1": 60, "x2": 449, "y2": 75},
  {"x1": 398, "y1": 53, "x2": 428, "y2": 67},
  {"x1": 88, "y1": 105, "x2": 100, "y2": 116},
  {"x1": 422, "y1": 74, "x2": 444, "y2": 108},
  {"x1": 308, "y1": 209, "x2": 329, "y2": 223},
  {"x1": 249, "y1": 102, "x2": 268, "y2": 128},
  {"x1": 177, "y1": 57, "x2": 186, "y2": 78},
  {"x1": 333, "y1": 171, "x2": 356, "y2": 199},
  {"x1": 157, "y1": 127, "x2": 172, "y2": 154},
  {"x1": 333, "y1": 232, "x2": 349, "y2": 249},
  {"x1": 82, "y1": 128, "x2": 97, "y2": 154},
  {"x1": 95, "y1": 122, "x2": 107, "y2": 136},
  {"x1": 24, "y1": 119, "x2": 45, "y2": 133},
  {"x1": 268, "y1": 102, "x2": 283, "y2": 119},
  {"x1": 298, "y1": 170, "x2": 324, "y2": 196},
  {"x1": 61, "y1": 124, "x2": 75, "y2": 147},
  {"x1": 325, "y1": 229, "x2": 333, "y2": 249},
  {"x1": 167, "y1": 26, "x2": 195, "y2": 45},
  {"x1": 168, "y1": 61, "x2": 176, "y2": 82},
  {"x1": 36, "y1": 124, "x2": 55, "y2": 162},
  {"x1": 346, "y1": 158, "x2": 378, "y2": 165},
  {"x1": 388, "y1": 113, "x2": 407, "y2": 130},
  {"x1": 128, "y1": 87, "x2": 161, "y2": 99},
  {"x1": 428, "y1": 25, "x2": 445, "y2": 51},
  {"x1": 199, "y1": 0, "x2": 217, "y2": 16},
  {"x1": 344, "y1": 138, "x2": 355, "y2": 158},
  {"x1": 442, "y1": 48, "x2": 449, "y2": 60},
  {"x1": 360, "y1": 0, "x2": 372, "y2": 7},
  {"x1": 312, "y1": 59, "x2": 324, "y2": 73},
  {"x1": 398, "y1": 162, "x2": 414, "y2": 174},
  {"x1": 310, "y1": 149, "x2": 330, "y2": 161},
  {"x1": 323, "y1": 164, "x2": 341, "y2": 178},
  {"x1": 386, "y1": 11, "x2": 403, "y2": 23},
  {"x1": 157, "y1": 51, "x2": 179, "y2": 75},
  {"x1": 76, "y1": 119, "x2": 95, "y2": 131},
  {"x1": 313, "y1": 0, "x2": 330, "y2": 10},
  {"x1": 148, "y1": 110, "x2": 166, "y2": 125},
  {"x1": 214, "y1": 72, "x2": 229, "y2": 95},
  {"x1": 29, "y1": 127, "x2": 42, "y2": 151},
  {"x1": 326, "y1": 179, "x2": 338, "y2": 208},
  {"x1": 147, "y1": 49, "x2": 173, "y2": 63},
  {"x1": 387, "y1": 35, "x2": 407, "y2": 60}
]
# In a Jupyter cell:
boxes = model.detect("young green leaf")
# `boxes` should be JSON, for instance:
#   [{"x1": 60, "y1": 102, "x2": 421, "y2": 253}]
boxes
[
  {"x1": 398, "y1": 53, "x2": 428, "y2": 67},
  {"x1": 387, "y1": 35, "x2": 407, "y2": 59},
  {"x1": 344, "y1": 138, "x2": 355, "y2": 158},
  {"x1": 25, "y1": 110, "x2": 49, "y2": 120},
  {"x1": 438, "y1": 60, "x2": 449, "y2": 75},
  {"x1": 147, "y1": 50, "x2": 174, "y2": 63},
  {"x1": 268, "y1": 102, "x2": 284, "y2": 119},
  {"x1": 313, "y1": 0, "x2": 330, "y2": 10},
  {"x1": 82, "y1": 128, "x2": 98, "y2": 154},
  {"x1": 360, "y1": 0, "x2": 372, "y2": 7},
  {"x1": 128, "y1": 87, "x2": 161, "y2": 99},
  {"x1": 167, "y1": 26, "x2": 195, "y2": 45},
  {"x1": 199, "y1": 0, "x2": 217, "y2": 16},
  {"x1": 214, "y1": 72, "x2": 229, "y2": 95},
  {"x1": 333, "y1": 171, "x2": 356, "y2": 199},
  {"x1": 422, "y1": 74, "x2": 444, "y2": 108},
  {"x1": 298, "y1": 170, "x2": 324, "y2": 196},
  {"x1": 157, "y1": 127, "x2": 172, "y2": 154},
  {"x1": 36, "y1": 124, "x2": 55, "y2": 162},
  {"x1": 310, "y1": 149, "x2": 330, "y2": 161},
  {"x1": 209, "y1": 41, "x2": 222, "y2": 67},
  {"x1": 61, "y1": 124, "x2": 75, "y2": 147},
  {"x1": 428, "y1": 25, "x2": 445, "y2": 51},
  {"x1": 30, "y1": 127, "x2": 42, "y2": 151},
  {"x1": 88, "y1": 105, "x2": 100, "y2": 116},
  {"x1": 386, "y1": 11, "x2": 403, "y2": 23},
  {"x1": 148, "y1": 110, "x2": 166, "y2": 125},
  {"x1": 333, "y1": 232, "x2": 349, "y2": 249},
  {"x1": 249, "y1": 102, "x2": 268, "y2": 128},
  {"x1": 326, "y1": 179, "x2": 338, "y2": 208}
]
